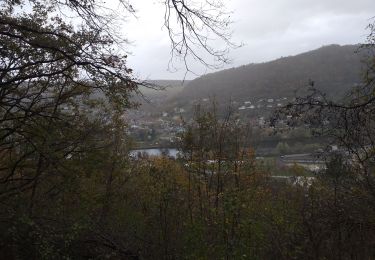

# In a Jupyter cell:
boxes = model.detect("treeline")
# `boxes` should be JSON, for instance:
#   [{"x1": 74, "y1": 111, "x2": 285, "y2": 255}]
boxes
[
  {"x1": 2, "y1": 100, "x2": 375, "y2": 259},
  {"x1": 174, "y1": 44, "x2": 363, "y2": 105}
]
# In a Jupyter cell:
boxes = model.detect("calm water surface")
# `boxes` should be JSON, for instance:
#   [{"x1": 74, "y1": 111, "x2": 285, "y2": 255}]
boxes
[{"x1": 130, "y1": 148, "x2": 179, "y2": 158}]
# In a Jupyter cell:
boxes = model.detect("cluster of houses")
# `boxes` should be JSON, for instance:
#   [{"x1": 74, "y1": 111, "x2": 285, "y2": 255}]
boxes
[
  {"x1": 127, "y1": 110, "x2": 185, "y2": 147},
  {"x1": 127, "y1": 95, "x2": 297, "y2": 146},
  {"x1": 238, "y1": 97, "x2": 289, "y2": 111}
]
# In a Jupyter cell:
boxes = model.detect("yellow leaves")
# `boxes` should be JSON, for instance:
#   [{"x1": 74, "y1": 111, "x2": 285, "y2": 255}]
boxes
[
  {"x1": 243, "y1": 147, "x2": 256, "y2": 160},
  {"x1": 290, "y1": 163, "x2": 308, "y2": 177}
]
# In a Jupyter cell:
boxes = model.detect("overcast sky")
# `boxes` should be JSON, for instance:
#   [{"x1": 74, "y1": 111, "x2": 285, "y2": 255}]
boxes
[{"x1": 122, "y1": 0, "x2": 375, "y2": 80}]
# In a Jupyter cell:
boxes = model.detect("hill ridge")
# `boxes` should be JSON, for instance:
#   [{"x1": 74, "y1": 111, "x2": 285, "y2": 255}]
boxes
[{"x1": 173, "y1": 44, "x2": 364, "y2": 108}]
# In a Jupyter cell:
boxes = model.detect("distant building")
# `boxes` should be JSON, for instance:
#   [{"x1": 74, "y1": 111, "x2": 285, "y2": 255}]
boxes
[
  {"x1": 331, "y1": 145, "x2": 338, "y2": 151},
  {"x1": 258, "y1": 117, "x2": 265, "y2": 126}
]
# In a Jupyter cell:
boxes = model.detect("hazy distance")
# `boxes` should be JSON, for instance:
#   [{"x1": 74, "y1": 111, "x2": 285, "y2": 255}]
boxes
[{"x1": 124, "y1": 0, "x2": 375, "y2": 80}]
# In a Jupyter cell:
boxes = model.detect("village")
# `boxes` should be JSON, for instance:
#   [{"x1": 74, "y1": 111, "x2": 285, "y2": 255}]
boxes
[{"x1": 127, "y1": 95, "x2": 294, "y2": 148}]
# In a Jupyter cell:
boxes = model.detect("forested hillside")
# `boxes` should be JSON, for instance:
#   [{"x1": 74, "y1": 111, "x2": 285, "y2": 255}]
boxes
[
  {"x1": 135, "y1": 80, "x2": 188, "y2": 111},
  {"x1": 174, "y1": 45, "x2": 364, "y2": 105}
]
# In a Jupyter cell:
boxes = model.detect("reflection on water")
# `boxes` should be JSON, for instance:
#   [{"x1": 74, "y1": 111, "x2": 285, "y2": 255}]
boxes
[{"x1": 130, "y1": 148, "x2": 179, "y2": 158}]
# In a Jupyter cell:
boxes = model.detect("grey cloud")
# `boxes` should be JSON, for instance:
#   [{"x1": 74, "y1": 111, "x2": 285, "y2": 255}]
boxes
[{"x1": 124, "y1": 0, "x2": 375, "y2": 80}]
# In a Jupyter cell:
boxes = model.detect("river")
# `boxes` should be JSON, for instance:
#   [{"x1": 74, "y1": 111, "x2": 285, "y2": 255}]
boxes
[{"x1": 130, "y1": 148, "x2": 179, "y2": 158}]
